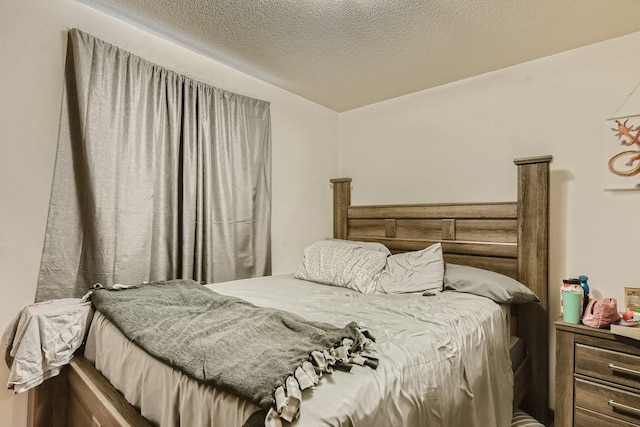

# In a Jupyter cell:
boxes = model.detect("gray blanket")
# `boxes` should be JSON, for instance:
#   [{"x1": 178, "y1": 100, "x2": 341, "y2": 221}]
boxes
[{"x1": 91, "y1": 280, "x2": 363, "y2": 409}]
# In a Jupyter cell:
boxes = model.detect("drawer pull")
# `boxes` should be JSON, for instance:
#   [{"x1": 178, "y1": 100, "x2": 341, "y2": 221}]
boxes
[
  {"x1": 608, "y1": 363, "x2": 640, "y2": 378},
  {"x1": 608, "y1": 399, "x2": 640, "y2": 417}
]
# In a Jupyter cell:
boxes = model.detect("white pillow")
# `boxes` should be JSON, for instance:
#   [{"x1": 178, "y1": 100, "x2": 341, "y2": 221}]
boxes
[
  {"x1": 375, "y1": 243, "x2": 445, "y2": 294},
  {"x1": 294, "y1": 240, "x2": 388, "y2": 294}
]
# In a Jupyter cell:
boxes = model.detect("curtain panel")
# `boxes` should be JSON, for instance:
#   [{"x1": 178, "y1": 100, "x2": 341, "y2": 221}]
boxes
[{"x1": 36, "y1": 29, "x2": 271, "y2": 301}]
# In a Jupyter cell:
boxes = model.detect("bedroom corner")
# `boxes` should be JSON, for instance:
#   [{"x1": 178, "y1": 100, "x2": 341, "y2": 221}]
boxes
[{"x1": 0, "y1": 1, "x2": 339, "y2": 426}]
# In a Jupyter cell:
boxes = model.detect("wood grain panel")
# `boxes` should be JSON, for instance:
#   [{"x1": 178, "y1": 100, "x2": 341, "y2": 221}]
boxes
[
  {"x1": 554, "y1": 327, "x2": 575, "y2": 427},
  {"x1": 515, "y1": 156, "x2": 551, "y2": 424},
  {"x1": 441, "y1": 219, "x2": 456, "y2": 240},
  {"x1": 347, "y1": 203, "x2": 517, "y2": 219},
  {"x1": 575, "y1": 377, "x2": 640, "y2": 425},
  {"x1": 513, "y1": 354, "x2": 531, "y2": 410},
  {"x1": 346, "y1": 219, "x2": 387, "y2": 238},
  {"x1": 68, "y1": 384, "x2": 96, "y2": 427},
  {"x1": 395, "y1": 219, "x2": 442, "y2": 240},
  {"x1": 455, "y1": 219, "x2": 517, "y2": 243},
  {"x1": 575, "y1": 407, "x2": 639, "y2": 427},
  {"x1": 441, "y1": 241, "x2": 517, "y2": 258},
  {"x1": 575, "y1": 333, "x2": 640, "y2": 357},
  {"x1": 28, "y1": 370, "x2": 68, "y2": 427},
  {"x1": 350, "y1": 219, "x2": 517, "y2": 243},
  {"x1": 575, "y1": 336, "x2": 640, "y2": 357},
  {"x1": 575, "y1": 344, "x2": 640, "y2": 390},
  {"x1": 384, "y1": 219, "x2": 396, "y2": 238},
  {"x1": 331, "y1": 178, "x2": 352, "y2": 239},
  {"x1": 347, "y1": 237, "x2": 517, "y2": 259},
  {"x1": 555, "y1": 320, "x2": 616, "y2": 341},
  {"x1": 443, "y1": 254, "x2": 518, "y2": 278},
  {"x1": 66, "y1": 356, "x2": 150, "y2": 427}
]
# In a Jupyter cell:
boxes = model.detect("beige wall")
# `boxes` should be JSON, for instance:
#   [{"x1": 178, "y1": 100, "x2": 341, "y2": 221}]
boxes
[
  {"x1": 0, "y1": 1, "x2": 338, "y2": 425},
  {"x1": 339, "y1": 30, "x2": 640, "y2": 408}
]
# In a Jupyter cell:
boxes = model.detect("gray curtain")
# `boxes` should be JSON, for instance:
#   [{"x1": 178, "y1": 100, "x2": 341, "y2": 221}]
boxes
[{"x1": 36, "y1": 29, "x2": 271, "y2": 301}]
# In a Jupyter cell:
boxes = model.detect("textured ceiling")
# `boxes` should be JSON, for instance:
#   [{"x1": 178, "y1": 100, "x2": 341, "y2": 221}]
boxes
[{"x1": 78, "y1": 0, "x2": 640, "y2": 112}]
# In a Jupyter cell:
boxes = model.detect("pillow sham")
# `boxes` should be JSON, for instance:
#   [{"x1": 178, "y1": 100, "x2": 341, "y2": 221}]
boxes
[
  {"x1": 325, "y1": 238, "x2": 391, "y2": 255},
  {"x1": 443, "y1": 263, "x2": 539, "y2": 304},
  {"x1": 375, "y1": 243, "x2": 444, "y2": 294},
  {"x1": 294, "y1": 240, "x2": 388, "y2": 294}
]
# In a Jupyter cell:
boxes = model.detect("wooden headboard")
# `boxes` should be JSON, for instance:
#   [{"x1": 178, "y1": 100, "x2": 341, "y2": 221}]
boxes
[{"x1": 330, "y1": 155, "x2": 552, "y2": 424}]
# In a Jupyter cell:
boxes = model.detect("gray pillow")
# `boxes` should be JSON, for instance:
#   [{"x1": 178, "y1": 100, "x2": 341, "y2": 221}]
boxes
[
  {"x1": 295, "y1": 240, "x2": 388, "y2": 294},
  {"x1": 443, "y1": 263, "x2": 539, "y2": 304},
  {"x1": 325, "y1": 238, "x2": 391, "y2": 255},
  {"x1": 376, "y1": 243, "x2": 444, "y2": 294}
]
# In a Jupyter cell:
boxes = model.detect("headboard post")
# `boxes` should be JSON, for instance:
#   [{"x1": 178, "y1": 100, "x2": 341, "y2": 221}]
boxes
[
  {"x1": 514, "y1": 155, "x2": 552, "y2": 424},
  {"x1": 330, "y1": 178, "x2": 352, "y2": 239}
]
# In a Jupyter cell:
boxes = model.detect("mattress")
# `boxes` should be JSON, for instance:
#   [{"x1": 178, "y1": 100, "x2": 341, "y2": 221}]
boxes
[{"x1": 84, "y1": 274, "x2": 513, "y2": 427}]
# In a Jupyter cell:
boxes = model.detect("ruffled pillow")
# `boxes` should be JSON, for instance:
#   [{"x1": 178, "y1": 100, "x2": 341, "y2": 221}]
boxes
[{"x1": 294, "y1": 240, "x2": 388, "y2": 294}]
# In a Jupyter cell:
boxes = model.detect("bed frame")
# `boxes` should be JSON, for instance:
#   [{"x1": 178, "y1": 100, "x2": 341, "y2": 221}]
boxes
[
  {"x1": 28, "y1": 155, "x2": 552, "y2": 427},
  {"x1": 331, "y1": 155, "x2": 552, "y2": 424}
]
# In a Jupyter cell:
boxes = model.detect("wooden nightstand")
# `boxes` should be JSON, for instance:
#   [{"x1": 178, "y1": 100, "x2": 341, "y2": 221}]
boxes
[{"x1": 555, "y1": 319, "x2": 640, "y2": 426}]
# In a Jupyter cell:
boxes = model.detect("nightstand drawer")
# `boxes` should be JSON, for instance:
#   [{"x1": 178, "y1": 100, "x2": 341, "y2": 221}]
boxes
[
  {"x1": 575, "y1": 407, "x2": 639, "y2": 427},
  {"x1": 575, "y1": 377, "x2": 640, "y2": 425},
  {"x1": 575, "y1": 343, "x2": 640, "y2": 390}
]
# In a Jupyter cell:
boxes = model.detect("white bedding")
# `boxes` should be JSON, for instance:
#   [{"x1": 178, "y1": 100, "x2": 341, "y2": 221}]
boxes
[{"x1": 84, "y1": 274, "x2": 512, "y2": 427}]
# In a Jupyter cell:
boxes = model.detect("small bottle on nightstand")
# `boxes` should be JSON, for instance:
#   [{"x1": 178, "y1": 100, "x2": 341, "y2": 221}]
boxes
[{"x1": 578, "y1": 275, "x2": 590, "y2": 313}]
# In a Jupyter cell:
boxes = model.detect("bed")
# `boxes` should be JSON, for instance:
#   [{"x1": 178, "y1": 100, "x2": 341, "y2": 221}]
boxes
[{"x1": 27, "y1": 155, "x2": 552, "y2": 427}]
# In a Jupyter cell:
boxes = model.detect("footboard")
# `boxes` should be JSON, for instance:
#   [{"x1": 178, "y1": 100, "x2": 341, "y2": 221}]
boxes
[
  {"x1": 30, "y1": 351, "x2": 532, "y2": 427},
  {"x1": 28, "y1": 355, "x2": 149, "y2": 427}
]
